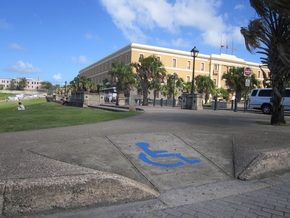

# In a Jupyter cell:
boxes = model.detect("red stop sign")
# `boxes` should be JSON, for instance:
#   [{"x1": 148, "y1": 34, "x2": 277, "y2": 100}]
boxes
[{"x1": 244, "y1": 67, "x2": 252, "y2": 76}]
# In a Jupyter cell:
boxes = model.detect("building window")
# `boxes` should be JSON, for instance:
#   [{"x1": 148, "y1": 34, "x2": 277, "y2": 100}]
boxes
[
  {"x1": 119, "y1": 57, "x2": 122, "y2": 63},
  {"x1": 126, "y1": 54, "x2": 129, "y2": 63},
  {"x1": 213, "y1": 64, "x2": 219, "y2": 75},
  {"x1": 157, "y1": 56, "x2": 161, "y2": 61},
  {"x1": 214, "y1": 79, "x2": 217, "y2": 85},
  {"x1": 258, "y1": 71, "x2": 261, "y2": 78},
  {"x1": 172, "y1": 59, "x2": 177, "y2": 68},
  {"x1": 139, "y1": 54, "x2": 144, "y2": 59},
  {"x1": 187, "y1": 61, "x2": 191, "y2": 69},
  {"x1": 186, "y1": 76, "x2": 190, "y2": 82},
  {"x1": 214, "y1": 64, "x2": 219, "y2": 71},
  {"x1": 200, "y1": 63, "x2": 204, "y2": 71}
]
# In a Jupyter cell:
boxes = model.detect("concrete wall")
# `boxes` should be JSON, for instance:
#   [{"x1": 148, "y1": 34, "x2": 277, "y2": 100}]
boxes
[
  {"x1": 68, "y1": 92, "x2": 104, "y2": 107},
  {"x1": 86, "y1": 93, "x2": 105, "y2": 107}
]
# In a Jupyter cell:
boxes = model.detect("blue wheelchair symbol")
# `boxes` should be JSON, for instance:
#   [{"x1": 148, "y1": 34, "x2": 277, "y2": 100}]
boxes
[{"x1": 136, "y1": 142, "x2": 201, "y2": 168}]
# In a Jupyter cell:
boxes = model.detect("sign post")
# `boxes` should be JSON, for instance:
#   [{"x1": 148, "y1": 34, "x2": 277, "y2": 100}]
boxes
[{"x1": 244, "y1": 67, "x2": 251, "y2": 112}]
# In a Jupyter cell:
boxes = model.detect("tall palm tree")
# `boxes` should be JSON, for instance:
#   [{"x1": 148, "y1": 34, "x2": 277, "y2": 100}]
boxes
[
  {"x1": 222, "y1": 67, "x2": 260, "y2": 101},
  {"x1": 108, "y1": 62, "x2": 136, "y2": 94},
  {"x1": 257, "y1": 0, "x2": 290, "y2": 17},
  {"x1": 161, "y1": 74, "x2": 184, "y2": 99},
  {"x1": 195, "y1": 75, "x2": 216, "y2": 104},
  {"x1": 240, "y1": 0, "x2": 290, "y2": 125},
  {"x1": 132, "y1": 55, "x2": 167, "y2": 106},
  {"x1": 182, "y1": 81, "x2": 192, "y2": 94},
  {"x1": 18, "y1": 78, "x2": 27, "y2": 90}
]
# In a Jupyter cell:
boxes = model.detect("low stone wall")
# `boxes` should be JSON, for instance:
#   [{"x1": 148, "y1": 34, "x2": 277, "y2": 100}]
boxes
[
  {"x1": 85, "y1": 93, "x2": 105, "y2": 107},
  {"x1": 213, "y1": 102, "x2": 231, "y2": 109},
  {"x1": 67, "y1": 92, "x2": 105, "y2": 107}
]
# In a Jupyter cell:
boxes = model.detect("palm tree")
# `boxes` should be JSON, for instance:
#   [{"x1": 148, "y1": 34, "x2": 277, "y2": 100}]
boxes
[
  {"x1": 18, "y1": 78, "x2": 27, "y2": 90},
  {"x1": 251, "y1": 0, "x2": 290, "y2": 16},
  {"x1": 9, "y1": 79, "x2": 17, "y2": 90},
  {"x1": 54, "y1": 84, "x2": 61, "y2": 94},
  {"x1": 108, "y1": 62, "x2": 136, "y2": 104},
  {"x1": 222, "y1": 67, "x2": 260, "y2": 101},
  {"x1": 195, "y1": 75, "x2": 216, "y2": 104},
  {"x1": 161, "y1": 74, "x2": 184, "y2": 99},
  {"x1": 69, "y1": 79, "x2": 78, "y2": 91},
  {"x1": 41, "y1": 81, "x2": 53, "y2": 90},
  {"x1": 182, "y1": 81, "x2": 192, "y2": 94},
  {"x1": 240, "y1": 0, "x2": 290, "y2": 125},
  {"x1": 132, "y1": 55, "x2": 167, "y2": 106},
  {"x1": 69, "y1": 76, "x2": 96, "y2": 92}
]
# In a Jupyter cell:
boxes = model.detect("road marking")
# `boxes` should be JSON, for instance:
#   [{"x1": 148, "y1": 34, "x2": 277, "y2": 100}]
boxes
[{"x1": 136, "y1": 142, "x2": 201, "y2": 168}]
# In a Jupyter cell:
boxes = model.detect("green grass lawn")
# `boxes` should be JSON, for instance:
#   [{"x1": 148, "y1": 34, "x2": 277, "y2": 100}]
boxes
[
  {"x1": 0, "y1": 92, "x2": 15, "y2": 100},
  {"x1": 0, "y1": 97, "x2": 140, "y2": 132}
]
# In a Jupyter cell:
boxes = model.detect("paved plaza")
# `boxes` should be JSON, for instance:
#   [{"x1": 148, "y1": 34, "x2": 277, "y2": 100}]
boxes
[{"x1": 0, "y1": 105, "x2": 290, "y2": 217}]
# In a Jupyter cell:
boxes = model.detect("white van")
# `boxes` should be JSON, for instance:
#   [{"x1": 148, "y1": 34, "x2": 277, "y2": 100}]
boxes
[{"x1": 248, "y1": 88, "x2": 290, "y2": 114}]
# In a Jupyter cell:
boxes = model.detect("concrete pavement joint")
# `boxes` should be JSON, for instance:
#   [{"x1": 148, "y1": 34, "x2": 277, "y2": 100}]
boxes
[
  {"x1": 106, "y1": 135, "x2": 160, "y2": 193},
  {"x1": 173, "y1": 133, "x2": 234, "y2": 179}
]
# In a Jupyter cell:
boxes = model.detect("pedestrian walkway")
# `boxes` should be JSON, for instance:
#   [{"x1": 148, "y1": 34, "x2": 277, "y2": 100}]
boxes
[
  {"x1": 43, "y1": 172, "x2": 290, "y2": 217},
  {"x1": 1, "y1": 106, "x2": 290, "y2": 217}
]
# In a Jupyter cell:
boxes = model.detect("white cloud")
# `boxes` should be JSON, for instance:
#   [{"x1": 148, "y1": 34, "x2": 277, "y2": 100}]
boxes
[
  {"x1": 0, "y1": 18, "x2": 11, "y2": 29},
  {"x1": 71, "y1": 55, "x2": 89, "y2": 63},
  {"x1": 9, "y1": 43, "x2": 26, "y2": 51},
  {"x1": 171, "y1": 38, "x2": 192, "y2": 48},
  {"x1": 85, "y1": 33, "x2": 94, "y2": 39},
  {"x1": 99, "y1": 0, "x2": 241, "y2": 48},
  {"x1": 53, "y1": 73, "x2": 62, "y2": 81},
  {"x1": 234, "y1": 4, "x2": 245, "y2": 10},
  {"x1": 4, "y1": 61, "x2": 42, "y2": 73}
]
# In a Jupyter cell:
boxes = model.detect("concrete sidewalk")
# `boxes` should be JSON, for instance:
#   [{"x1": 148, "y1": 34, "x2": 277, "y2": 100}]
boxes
[{"x1": 0, "y1": 106, "x2": 290, "y2": 217}]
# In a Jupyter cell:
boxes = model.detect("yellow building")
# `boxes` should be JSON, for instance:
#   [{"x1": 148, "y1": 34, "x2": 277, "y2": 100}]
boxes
[{"x1": 79, "y1": 43, "x2": 268, "y2": 97}]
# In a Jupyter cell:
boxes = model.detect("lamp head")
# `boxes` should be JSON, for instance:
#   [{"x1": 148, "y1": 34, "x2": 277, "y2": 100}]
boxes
[{"x1": 190, "y1": 46, "x2": 199, "y2": 58}]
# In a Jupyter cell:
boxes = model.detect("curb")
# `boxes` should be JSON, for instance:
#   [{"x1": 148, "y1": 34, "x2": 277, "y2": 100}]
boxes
[
  {"x1": 238, "y1": 148, "x2": 290, "y2": 180},
  {"x1": 1, "y1": 173, "x2": 159, "y2": 217}
]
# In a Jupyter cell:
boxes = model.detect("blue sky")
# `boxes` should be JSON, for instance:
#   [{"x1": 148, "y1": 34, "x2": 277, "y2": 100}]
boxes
[{"x1": 0, "y1": 0, "x2": 261, "y2": 85}]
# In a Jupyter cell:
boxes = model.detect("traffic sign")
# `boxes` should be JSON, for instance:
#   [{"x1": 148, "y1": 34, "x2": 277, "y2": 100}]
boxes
[
  {"x1": 245, "y1": 79, "x2": 250, "y2": 87},
  {"x1": 244, "y1": 67, "x2": 252, "y2": 77}
]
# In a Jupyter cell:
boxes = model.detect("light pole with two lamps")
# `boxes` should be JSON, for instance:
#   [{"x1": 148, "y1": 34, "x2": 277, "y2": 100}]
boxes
[{"x1": 190, "y1": 46, "x2": 199, "y2": 95}]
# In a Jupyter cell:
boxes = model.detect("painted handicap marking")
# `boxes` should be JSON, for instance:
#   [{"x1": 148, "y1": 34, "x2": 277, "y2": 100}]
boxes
[{"x1": 136, "y1": 142, "x2": 201, "y2": 168}]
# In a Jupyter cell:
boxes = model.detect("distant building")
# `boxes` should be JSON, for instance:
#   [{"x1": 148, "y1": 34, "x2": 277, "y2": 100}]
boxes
[
  {"x1": 0, "y1": 77, "x2": 44, "y2": 90},
  {"x1": 79, "y1": 43, "x2": 269, "y2": 97}
]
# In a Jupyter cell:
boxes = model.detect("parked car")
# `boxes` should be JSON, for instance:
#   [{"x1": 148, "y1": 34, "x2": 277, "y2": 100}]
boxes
[{"x1": 248, "y1": 88, "x2": 290, "y2": 114}]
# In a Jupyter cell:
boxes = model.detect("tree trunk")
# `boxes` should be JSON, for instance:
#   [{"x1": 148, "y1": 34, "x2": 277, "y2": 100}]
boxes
[
  {"x1": 205, "y1": 93, "x2": 209, "y2": 104},
  {"x1": 271, "y1": 86, "x2": 286, "y2": 125},
  {"x1": 141, "y1": 81, "x2": 149, "y2": 106},
  {"x1": 271, "y1": 105, "x2": 285, "y2": 125},
  {"x1": 236, "y1": 88, "x2": 242, "y2": 102}
]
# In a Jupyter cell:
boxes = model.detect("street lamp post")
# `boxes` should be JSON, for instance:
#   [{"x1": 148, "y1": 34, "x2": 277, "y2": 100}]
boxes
[
  {"x1": 190, "y1": 46, "x2": 199, "y2": 95},
  {"x1": 64, "y1": 81, "x2": 67, "y2": 94},
  {"x1": 172, "y1": 72, "x2": 178, "y2": 107}
]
